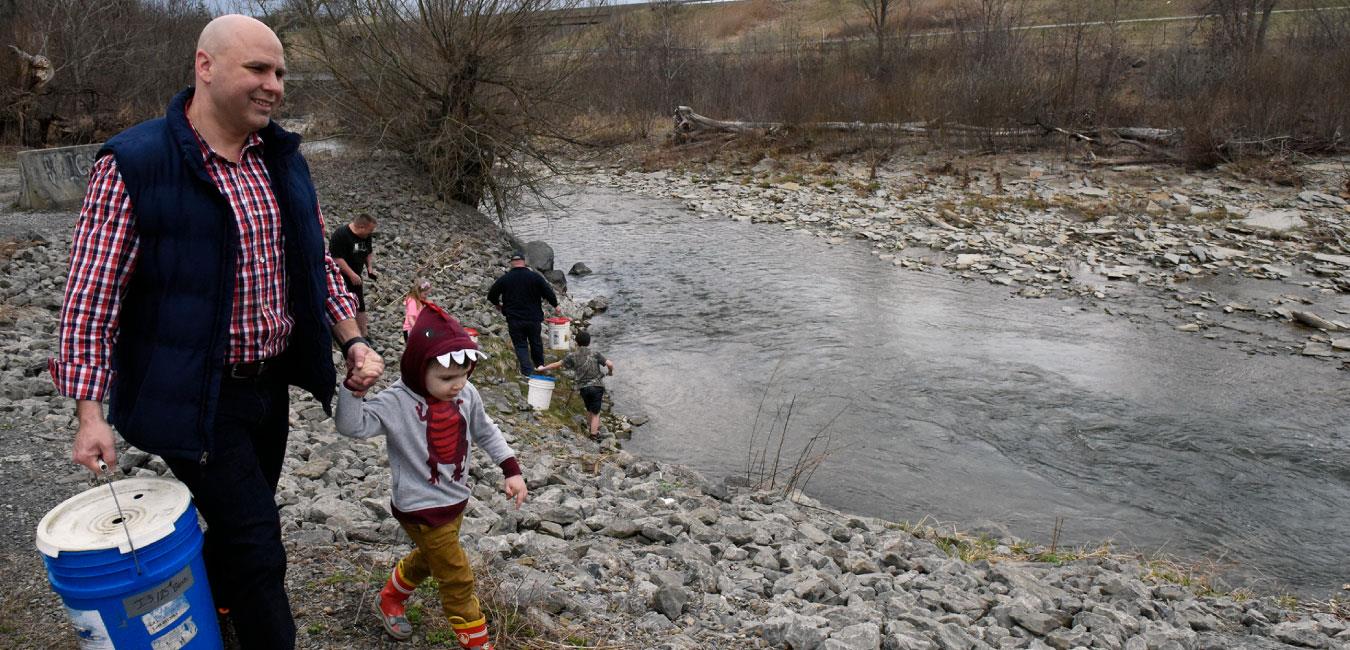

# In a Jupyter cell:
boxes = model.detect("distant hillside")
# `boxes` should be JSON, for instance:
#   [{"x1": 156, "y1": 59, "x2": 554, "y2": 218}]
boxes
[{"x1": 612, "y1": 0, "x2": 1350, "y2": 50}]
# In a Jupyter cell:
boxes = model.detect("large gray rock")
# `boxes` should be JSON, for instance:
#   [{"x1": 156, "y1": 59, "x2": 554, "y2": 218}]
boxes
[
  {"x1": 761, "y1": 613, "x2": 828, "y2": 650},
  {"x1": 1242, "y1": 209, "x2": 1306, "y2": 233},
  {"x1": 523, "y1": 240, "x2": 555, "y2": 272},
  {"x1": 652, "y1": 584, "x2": 689, "y2": 620},
  {"x1": 828, "y1": 622, "x2": 882, "y2": 650},
  {"x1": 308, "y1": 495, "x2": 369, "y2": 525},
  {"x1": 1270, "y1": 621, "x2": 1329, "y2": 648},
  {"x1": 544, "y1": 269, "x2": 568, "y2": 294}
]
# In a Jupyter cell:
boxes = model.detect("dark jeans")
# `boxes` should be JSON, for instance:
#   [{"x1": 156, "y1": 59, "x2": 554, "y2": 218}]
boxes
[
  {"x1": 506, "y1": 319, "x2": 544, "y2": 375},
  {"x1": 164, "y1": 370, "x2": 294, "y2": 650}
]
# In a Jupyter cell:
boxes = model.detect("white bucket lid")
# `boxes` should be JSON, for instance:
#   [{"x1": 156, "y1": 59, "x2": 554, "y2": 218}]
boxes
[{"x1": 36, "y1": 477, "x2": 191, "y2": 557}]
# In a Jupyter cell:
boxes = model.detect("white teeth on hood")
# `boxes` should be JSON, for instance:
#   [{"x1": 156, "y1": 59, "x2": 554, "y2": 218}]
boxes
[{"x1": 436, "y1": 349, "x2": 487, "y2": 367}]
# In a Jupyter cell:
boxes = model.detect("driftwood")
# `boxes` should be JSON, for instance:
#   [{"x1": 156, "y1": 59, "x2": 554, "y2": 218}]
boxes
[
  {"x1": 673, "y1": 106, "x2": 1040, "y2": 139},
  {"x1": 673, "y1": 106, "x2": 927, "y2": 135},
  {"x1": 1290, "y1": 310, "x2": 1343, "y2": 332},
  {"x1": 672, "y1": 106, "x2": 1183, "y2": 154},
  {"x1": 671, "y1": 106, "x2": 1347, "y2": 160},
  {"x1": 671, "y1": 106, "x2": 1349, "y2": 160}
]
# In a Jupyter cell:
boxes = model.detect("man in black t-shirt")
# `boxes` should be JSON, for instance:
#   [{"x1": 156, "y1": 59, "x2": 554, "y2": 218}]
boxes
[
  {"x1": 486, "y1": 251, "x2": 559, "y2": 375},
  {"x1": 329, "y1": 213, "x2": 378, "y2": 334}
]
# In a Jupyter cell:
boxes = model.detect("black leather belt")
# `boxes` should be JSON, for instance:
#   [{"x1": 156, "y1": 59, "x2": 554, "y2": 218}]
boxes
[{"x1": 227, "y1": 358, "x2": 277, "y2": 379}]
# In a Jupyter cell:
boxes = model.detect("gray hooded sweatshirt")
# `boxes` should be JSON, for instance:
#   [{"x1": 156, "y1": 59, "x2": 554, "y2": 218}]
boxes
[{"x1": 334, "y1": 379, "x2": 518, "y2": 523}]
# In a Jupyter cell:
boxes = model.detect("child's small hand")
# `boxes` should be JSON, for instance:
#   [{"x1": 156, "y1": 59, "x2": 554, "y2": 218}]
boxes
[{"x1": 503, "y1": 475, "x2": 528, "y2": 508}]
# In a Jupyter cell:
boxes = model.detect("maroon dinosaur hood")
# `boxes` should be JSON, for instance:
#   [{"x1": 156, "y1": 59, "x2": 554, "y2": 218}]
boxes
[{"x1": 400, "y1": 303, "x2": 486, "y2": 398}]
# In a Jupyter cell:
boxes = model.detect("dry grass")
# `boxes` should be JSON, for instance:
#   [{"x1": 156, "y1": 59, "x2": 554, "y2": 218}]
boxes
[
  {"x1": 571, "y1": 0, "x2": 1349, "y2": 168},
  {"x1": 698, "y1": 0, "x2": 788, "y2": 41}
]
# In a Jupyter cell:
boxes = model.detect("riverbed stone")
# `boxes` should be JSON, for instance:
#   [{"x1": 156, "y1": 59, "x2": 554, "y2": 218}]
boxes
[
  {"x1": 1242, "y1": 209, "x2": 1307, "y2": 233},
  {"x1": 1270, "y1": 621, "x2": 1330, "y2": 648},
  {"x1": 7, "y1": 149, "x2": 1348, "y2": 650},
  {"x1": 762, "y1": 613, "x2": 829, "y2": 650}
]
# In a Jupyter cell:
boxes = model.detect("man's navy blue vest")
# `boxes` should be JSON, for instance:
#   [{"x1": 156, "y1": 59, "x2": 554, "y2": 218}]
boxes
[{"x1": 100, "y1": 87, "x2": 336, "y2": 462}]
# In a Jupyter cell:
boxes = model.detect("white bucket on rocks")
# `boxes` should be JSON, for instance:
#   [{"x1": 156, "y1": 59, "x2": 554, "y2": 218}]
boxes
[
  {"x1": 526, "y1": 375, "x2": 556, "y2": 410},
  {"x1": 545, "y1": 317, "x2": 571, "y2": 351}
]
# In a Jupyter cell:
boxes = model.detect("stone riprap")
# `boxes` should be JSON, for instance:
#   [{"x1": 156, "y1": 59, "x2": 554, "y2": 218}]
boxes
[
  {"x1": 570, "y1": 156, "x2": 1350, "y2": 368},
  {"x1": 1, "y1": 151, "x2": 1345, "y2": 649}
]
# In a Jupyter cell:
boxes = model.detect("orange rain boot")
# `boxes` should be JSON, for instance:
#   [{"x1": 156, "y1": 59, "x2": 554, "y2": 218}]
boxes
[
  {"x1": 372, "y1": 567, "x2": 416, "y2": 641},
  {"x1": 449, "y1": 616, "x2": 494, "y2": 649}
]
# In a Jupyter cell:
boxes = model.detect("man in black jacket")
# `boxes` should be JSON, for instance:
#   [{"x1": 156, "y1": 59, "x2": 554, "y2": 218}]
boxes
[{"x1": 486, "y1": 251, "x2": 559, "y2": 375}]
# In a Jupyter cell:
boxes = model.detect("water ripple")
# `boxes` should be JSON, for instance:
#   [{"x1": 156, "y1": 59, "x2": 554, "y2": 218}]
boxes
[{"x1": 514, "y1": 186, "x2": 1350, "y2": 594}]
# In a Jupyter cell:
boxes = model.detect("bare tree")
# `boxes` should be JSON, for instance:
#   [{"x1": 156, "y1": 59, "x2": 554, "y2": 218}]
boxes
[
  {"x1": 646, "y1": 0, "x2": 698, "y2": 115},
  {"x1": 1, "y1": 0, "x2": 203, "y2": 146},
  {"x1": 1200, "y1": 0, "x2": 1279, "y2": 57},
  {"x1": 286, "y1": 0, "x2": 593, "y2": 215},
  {"x1": 853, "y1": 0, "x2": 895, "y2": 80}
]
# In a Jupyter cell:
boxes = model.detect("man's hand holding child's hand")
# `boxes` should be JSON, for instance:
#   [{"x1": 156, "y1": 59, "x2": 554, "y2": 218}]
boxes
[
  {"x1": 344, "y1": 343, "x2": 384, "y2": 397},
  {"x1": 504, "y1": 475, "x2": 528, "y2": 508}
]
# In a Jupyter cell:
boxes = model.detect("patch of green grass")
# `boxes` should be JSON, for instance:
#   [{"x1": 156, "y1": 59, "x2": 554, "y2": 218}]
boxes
[
  {"x1": 405, "y1": 601, "x2": 426, "y2": 625},
  {"x1": 426, "y1": 628, "x2": 456, "y2": 644},
  {"x1": 1143, "y1": 557, "x2": 1232, "y2": 597},
  {"x1": 935, "y1": 533, "x2": 1001, "y2": 563},
  {"x1": 304, "y1": 623, "x2": 325, "y2": 635},
  {"x1": 415, "y1": 578, "x2": 440, "y2": 599},
  {"x1": 1275, "y1": 594, "x2": 1300, "y2": 610}
]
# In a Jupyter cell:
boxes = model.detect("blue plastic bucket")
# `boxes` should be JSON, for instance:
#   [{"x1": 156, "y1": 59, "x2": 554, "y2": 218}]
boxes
[{"x1": 36, "y1": 477, "x2": 222, "y2": 649}]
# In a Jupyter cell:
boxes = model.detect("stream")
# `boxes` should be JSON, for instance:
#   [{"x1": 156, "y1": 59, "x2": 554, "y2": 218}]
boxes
[{"x1": 514, "y1": 185, "x2": 1350, "y2": 595}]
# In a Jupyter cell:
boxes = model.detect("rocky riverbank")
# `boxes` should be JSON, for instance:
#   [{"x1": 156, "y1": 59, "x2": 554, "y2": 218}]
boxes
[
  {"x1": 0, "y1": 149, "x2": 1346, "y2": 649},
  {"x1": 569, "y1": 150, "x2": 1350, "y2": 369}
]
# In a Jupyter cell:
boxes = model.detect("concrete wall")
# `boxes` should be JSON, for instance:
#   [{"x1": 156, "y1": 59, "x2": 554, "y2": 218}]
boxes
[{"x1": 17, "y1": 144, "x2": 102, "y2": 210}]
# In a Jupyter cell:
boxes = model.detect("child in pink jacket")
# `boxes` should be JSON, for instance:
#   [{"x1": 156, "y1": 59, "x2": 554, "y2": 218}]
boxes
[{"x1": 402, "y1": 277, "x2": 432, "y2": 341}]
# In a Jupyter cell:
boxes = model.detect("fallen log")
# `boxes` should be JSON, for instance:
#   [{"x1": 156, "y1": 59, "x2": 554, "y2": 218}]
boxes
[
  {"x1": 670, "y1": 107, "x2": 1344, "y2": 159},
  {"x1": 673, "y1": 106, "x2": 930, "y2": 135},
  {"x1": 673, "y1": 107, "x2": 1188, "y2": 152}
]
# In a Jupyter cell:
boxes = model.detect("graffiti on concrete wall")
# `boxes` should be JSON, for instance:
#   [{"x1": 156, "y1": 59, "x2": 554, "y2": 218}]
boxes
[
  {"x1": 39, "y1": 149, "x2": 94, "y2": 185},
  {"x1": 17, "y1": 143, "x2": 102, "y2": 210}
]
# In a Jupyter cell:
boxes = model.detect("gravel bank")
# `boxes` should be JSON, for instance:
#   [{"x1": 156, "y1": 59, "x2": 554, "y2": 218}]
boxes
[{"x1": 0, "y1": 149, "x2": 1344, "y2": 650}]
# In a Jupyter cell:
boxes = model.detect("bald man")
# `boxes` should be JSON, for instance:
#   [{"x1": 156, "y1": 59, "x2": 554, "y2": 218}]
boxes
[{"x1": 52, "y1": 14, "x2": 383, "y2": 649}]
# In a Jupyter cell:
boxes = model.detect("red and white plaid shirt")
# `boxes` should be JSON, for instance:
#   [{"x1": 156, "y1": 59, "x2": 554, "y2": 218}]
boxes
[{"x1": 51, "y1": 124, "x2": 358, "y2": 401}]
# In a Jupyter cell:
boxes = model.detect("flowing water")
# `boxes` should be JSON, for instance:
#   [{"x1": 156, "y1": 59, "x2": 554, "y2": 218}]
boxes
[{"x1": 513, "y1": 185, "x2": 1350, "y2": 595}]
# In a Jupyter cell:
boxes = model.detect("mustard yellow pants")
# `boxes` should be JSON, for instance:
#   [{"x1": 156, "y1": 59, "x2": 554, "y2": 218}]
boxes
[{"x1": 395, "y1": 514, "x2": 483, "y2": 624}]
